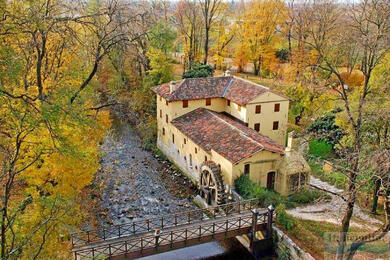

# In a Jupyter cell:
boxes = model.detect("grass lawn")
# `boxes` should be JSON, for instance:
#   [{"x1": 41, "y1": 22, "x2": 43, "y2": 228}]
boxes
[{"x1": 278, "y1": 218, "x2": 390, "y2": 260}]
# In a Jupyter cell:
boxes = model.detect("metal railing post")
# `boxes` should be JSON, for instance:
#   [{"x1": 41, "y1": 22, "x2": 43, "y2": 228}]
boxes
[
  {"x1": 251, "y1": 208, "x2": 259, "y2": 245},
  {"x1": 267, "y1": 205, "x2": 275, "y2": 238},
  {"x1": 198, "y1": 225, "x2": 202, "y2": 241},
  {"x1": 225, "y1": 220, "x2": 228, "y2": 236},
  {"x1": 212, "y1": 223, "x2": 215, "y2": 238}
]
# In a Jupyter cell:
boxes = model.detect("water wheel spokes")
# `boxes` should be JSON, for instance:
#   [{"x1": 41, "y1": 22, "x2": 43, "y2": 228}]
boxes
[{"x1": 199, "y1": 161, "x2": 225, "y2": 206}]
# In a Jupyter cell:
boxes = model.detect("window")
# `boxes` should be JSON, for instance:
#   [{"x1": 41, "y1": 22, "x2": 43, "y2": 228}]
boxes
[
  {"x1": 172, "y1": 134, "x2": 175, "y2": 143},
  {"x1": 159, "y1": 96, "x2": 162, "y2": 101},
  {"x1": 227, "y1": 100, "x2": 230, "y2": 106},
  {"x1": 160, "y1": 109, "x2": 162, "y2": 118},
  {"x1": 195, "y1": 147, "x2": 198, "y2": 154},
  {"x1": 166, "y1": 100, "x2": 168, "y2": 106},
  {"x1": 254, "y1": 123, "x2": 260, "y2": 132},
  {"x1": 273, "y1": 121, "x2": 279, "y2": 130},
  {"x1": 238, "y1": 105, "x2": 241, "y2": 111},
  {"x1": 255, "y1": 105, "x2": 261, "y2": 114},
  {"x1": 205, "y1": 156, "x2": 208, "y2": 162},
  {"x1": 162, "y1": 128, "x2": 165, "y2": 135},
  {"x1": 184, "y1": 138, "x2": 187, "y2": 144},
  {"x1": 274, "y1": 103, "x2": 280, "y2": 112},
  {"x1": 206, "y1": 98, "x2": 211, "y2": 106},
  {"x1": 165, "y1": 114, "x2": 168, "y2": 123},
  {"x1": 190, "y1": 154, "x2": 192, "y2": 166},
  {"x1": 183, "y1": 100, "x2": 188, "y2": 108},
  {"x1": 244, "y1": 164, "x2": 250, "y2": 175},
  {"x1": 218, "y1": 164, "x2": 221, "y2": 169}
]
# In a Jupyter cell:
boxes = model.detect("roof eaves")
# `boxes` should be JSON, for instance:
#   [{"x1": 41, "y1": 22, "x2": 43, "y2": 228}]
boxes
[{"x1": 232, "y1": 147, "x2": 265, "y2": 164}]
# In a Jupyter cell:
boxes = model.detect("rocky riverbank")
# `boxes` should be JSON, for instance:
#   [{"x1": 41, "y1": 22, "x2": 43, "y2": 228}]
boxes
[{"x1": 93, "y1": 119, "x2": 197, "y2": 227}]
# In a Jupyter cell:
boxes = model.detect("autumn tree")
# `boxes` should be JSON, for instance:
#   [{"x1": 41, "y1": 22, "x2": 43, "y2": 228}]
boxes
[
  {"x1": 236, "y1": 0, "x2": 288, "y2": 76},
  {"x1": 212, "y1": 4, "x2": 235, "y2": 70},
  {"x1": 199, "y1": 0, "x2": 222, "y2": 64},
  {"x1": 0, "y1": 0, "x2": 137, "y2": 258},
  {"x1": 300, "y1": 0, "x2": 390, "y2": 258},
  {"x1": 174, "y1": 0, "x2": 204, "y2": 71}
]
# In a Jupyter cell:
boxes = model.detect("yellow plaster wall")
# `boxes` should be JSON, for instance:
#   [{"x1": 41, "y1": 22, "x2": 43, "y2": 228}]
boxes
[
  {"x1": 246, "y1": 92, "x2": 289, "y2": 145},
  {"x1": 168, "y1": 98, "x2": 226, "y2": 119},
  {"x1": 232, "y1": 151, "x2": 282, "y2": 189},
  {"x1": 225, "y1": 100, "x2": 247, "y2": 122}
]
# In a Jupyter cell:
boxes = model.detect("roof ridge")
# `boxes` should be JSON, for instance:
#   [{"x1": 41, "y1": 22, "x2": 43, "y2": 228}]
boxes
[
  {"x1": 221, "y1": 77, "x2": 234, "y2": 97},
  {"x1": 232, "y1": 76, "x2": 270, "y2": 91},
  {"x1": 204, "y1": 109, "x2": 265, "y2": 149}
]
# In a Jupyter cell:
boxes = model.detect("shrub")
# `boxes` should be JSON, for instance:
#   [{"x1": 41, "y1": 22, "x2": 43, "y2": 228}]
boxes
[
  {"x1": 307, "y1": 112, "x2": 344, "y2": 146},
  {"x1": 288, "y1": 189, "x2": 331, "y2": 205},
  {"x1": 182, "y1": 63, "x2": 214, "y2": 78},
  {"x1": 276, "y1": 204, "x2": 296, "y2": 231},
  {"x1": 275, "y1": 48, "x2": 290, "y2": 62},
  {"x1": 234, "y1": 175, "x2": 284, "y2": 207}
]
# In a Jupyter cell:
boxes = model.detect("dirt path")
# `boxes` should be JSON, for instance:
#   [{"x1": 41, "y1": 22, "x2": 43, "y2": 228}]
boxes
[
  {"x1": 287, "y1": 176, "x2": 382, "y2": 230},
  {"x1": 93, "y1": 120, "x2": 197, "y2": 227}
]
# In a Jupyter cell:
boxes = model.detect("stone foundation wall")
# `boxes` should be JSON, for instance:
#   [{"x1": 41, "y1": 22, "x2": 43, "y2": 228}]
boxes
[
  {"x1": 273, "y1": 226, "x2": 315, "y2": 260},
  {"x1": 157, "y1": 138, "x2": 199, "y2": 184}
]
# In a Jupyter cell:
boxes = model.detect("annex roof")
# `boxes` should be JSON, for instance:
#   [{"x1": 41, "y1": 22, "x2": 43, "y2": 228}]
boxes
[
  {"x1": 171, "y1": 108, "x2": 285, "y2": 164},
  {"x1": 151, "y1": 76, "x2": 288, "y2": 105}
]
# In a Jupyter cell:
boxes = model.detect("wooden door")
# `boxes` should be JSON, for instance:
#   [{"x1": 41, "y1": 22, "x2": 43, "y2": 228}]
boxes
[{"x1": 267, "y1": 172, "x2": 276, "y2": 190}]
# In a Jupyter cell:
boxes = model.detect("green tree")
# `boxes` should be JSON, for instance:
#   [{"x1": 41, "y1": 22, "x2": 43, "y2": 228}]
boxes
[{"x1": 182, "y1": 62, "x2": 215, "y2": 78}]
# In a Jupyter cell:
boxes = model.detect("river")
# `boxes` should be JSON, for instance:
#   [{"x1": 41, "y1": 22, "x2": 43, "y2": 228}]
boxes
[{"x1": 94, "y1": 116, "x2": 274, "y2": 259}]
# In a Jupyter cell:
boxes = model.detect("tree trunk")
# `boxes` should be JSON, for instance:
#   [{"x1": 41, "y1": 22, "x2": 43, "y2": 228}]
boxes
[
  {"x1": 372, "y1": 178, "x2": 381, "y2": 214},
  {"x1": 203, "y1": 27, "x2": 210, "y2": 65},
  {"x1": 254, "y1": 63, "x2": 259, "y2": 76},
  {"x1": 337, "y1": 192, "x2": 356, "y2": 260},
  {"x1": 288, "y1": 27, "x2": 292, "y2": 63}
]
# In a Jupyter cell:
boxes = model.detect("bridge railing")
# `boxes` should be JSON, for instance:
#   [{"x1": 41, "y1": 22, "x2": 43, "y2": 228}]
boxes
[
  {"x1": 73, "y1": 210, "x2": 268, "y2": 260},
  {"x1": 71, "y1": 198, "x2": 259, "y2": 247}
]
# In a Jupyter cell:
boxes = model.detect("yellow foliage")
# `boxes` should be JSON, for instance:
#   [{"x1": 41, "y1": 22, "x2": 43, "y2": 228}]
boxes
[{"x1": 235, "y1": 0, "x2": 288, "y2": 75}]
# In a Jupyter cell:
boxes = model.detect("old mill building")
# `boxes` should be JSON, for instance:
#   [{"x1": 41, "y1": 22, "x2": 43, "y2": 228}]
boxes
[{"x1": 152, "y1": 76, "x2": 310, "y2": 205}]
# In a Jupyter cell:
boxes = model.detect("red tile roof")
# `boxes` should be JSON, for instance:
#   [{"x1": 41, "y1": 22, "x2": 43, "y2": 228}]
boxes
[
  {"x1": 151, "y1": 76, "x2": 288, "y2": 105},
  {"x1": 171, "y1": 108, "x2": 285, "y2": 164}
]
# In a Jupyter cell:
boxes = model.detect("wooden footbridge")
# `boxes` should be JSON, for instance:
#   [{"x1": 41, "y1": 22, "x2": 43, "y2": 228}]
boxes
[{"x1": 71, "y1": 199, "x2": 275, "y2": 259}]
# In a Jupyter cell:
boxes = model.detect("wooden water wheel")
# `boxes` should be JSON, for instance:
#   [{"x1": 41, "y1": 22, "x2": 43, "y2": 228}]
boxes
[{"x1": 199, "y1": 161, "x2": 225, "y2": 206}]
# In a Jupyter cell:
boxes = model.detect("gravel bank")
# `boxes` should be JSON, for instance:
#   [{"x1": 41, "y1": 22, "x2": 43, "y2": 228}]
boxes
[{"x1": 94, "y1": 121, "x2": 197, "y2": 227}]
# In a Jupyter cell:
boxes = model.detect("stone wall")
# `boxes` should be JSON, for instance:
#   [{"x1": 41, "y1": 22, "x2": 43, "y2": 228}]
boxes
[{"x1": 273, "y1": 226, "x2": 315, "y2": 260}]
